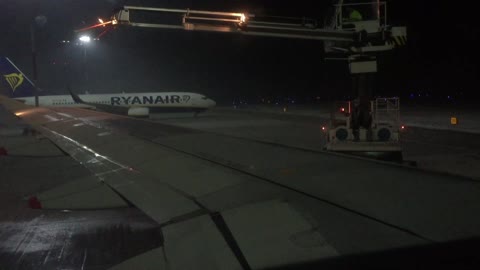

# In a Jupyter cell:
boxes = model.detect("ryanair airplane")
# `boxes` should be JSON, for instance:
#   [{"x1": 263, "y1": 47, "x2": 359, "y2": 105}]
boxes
[{"x1": 0, "y1": 57, "x2": 216, "y2": 117}]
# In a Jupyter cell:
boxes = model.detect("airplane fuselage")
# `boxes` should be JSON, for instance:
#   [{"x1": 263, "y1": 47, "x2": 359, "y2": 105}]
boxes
[
  {"x1": 0, "y1": 57, "x2": 215, "y2": 115},
  {"x1": 14, "y1": 92, "x2": 216, "y2": 111}
]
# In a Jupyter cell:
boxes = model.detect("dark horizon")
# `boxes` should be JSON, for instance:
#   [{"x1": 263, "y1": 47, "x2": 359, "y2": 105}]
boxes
[{"x1": 0, "y1": 0, "x2": 478, "y2": 104}]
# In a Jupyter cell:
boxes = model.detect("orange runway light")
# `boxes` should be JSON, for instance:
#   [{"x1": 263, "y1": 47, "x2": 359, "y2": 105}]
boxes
[
  {"x1": 75, "y1": 20, "x2": 114, "y2": 32},
  {"x1": 450, "y1": 117, "x2": 458, "y2": 125}
]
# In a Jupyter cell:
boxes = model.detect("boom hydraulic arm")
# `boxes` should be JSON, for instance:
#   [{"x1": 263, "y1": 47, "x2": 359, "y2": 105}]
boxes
[{"x1": 111, "y1": 6, "x2": 359, "y2": 42}]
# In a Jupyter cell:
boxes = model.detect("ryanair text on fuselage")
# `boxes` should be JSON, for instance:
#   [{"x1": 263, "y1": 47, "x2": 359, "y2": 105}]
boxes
[{"x1": 111, "y1": 95, "x2": 190, "y2": 105}]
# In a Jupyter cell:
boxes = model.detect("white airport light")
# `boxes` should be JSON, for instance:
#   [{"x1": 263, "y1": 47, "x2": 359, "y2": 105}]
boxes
[
  {"x1": 240, "y1": 13, "x2": 246, "y2": 23},
  {"x1": 79, "y1": 35, "x2": 91, "y2": 43}
]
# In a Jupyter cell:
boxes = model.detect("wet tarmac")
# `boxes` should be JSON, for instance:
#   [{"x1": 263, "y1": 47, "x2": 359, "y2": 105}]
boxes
[{"x1": 153, "y1": 108, "x2": 480, "y2": 180}]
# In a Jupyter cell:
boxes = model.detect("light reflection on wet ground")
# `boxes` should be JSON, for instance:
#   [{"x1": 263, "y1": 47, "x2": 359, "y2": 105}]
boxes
[
  {"x1": 0, "y1": 209, "x2": 162, "y2": 270},
  {"x1": 1, "y1": 106, "x2": 163, "y2": 270}
]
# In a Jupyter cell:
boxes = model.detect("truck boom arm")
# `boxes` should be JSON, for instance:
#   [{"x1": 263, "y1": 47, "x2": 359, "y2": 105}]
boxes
[{"x1": 112, "y1": 6, "x2": 359, "y2": 42}]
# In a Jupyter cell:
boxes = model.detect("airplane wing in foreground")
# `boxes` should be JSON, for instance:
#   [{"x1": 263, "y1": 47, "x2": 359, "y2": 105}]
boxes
[
  {"x1": 0, "y1": 96, "x2": 340, "y2": 269},
  {"x1": 2, "y1": 95, "x2": 480, "y2": 269}
]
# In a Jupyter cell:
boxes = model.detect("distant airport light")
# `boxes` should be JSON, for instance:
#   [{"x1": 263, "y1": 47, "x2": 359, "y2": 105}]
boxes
[
  {"x1": 322, "y1": 126, "x2": 327, "y2": 132},
  {"x1": 401, "y1": 125, "x2": 405, "y2": 130},
  {"x1": 451, "y1": 117, "x2": 458, "y2": 125},
  {"x1": 112, "y1": 19, "x2": 118, "y2": 25},
  {"x1": 98, "y1": 18, "x2": 104, "y2": 24},
  {"x1": 79, "y1": 35, "x2": 91, "y2": 43},
  {"x1": 340, "y1": 107, "x2": 345, "y2": 112}
]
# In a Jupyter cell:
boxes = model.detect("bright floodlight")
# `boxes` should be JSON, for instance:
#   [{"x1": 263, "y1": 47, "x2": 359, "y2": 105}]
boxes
[
  {"x1": 240, "y1": 13, "x2": 246, "y2": 23},
  {"x1": 79, "y1": 35, "x2": 91, "y2": 43}
]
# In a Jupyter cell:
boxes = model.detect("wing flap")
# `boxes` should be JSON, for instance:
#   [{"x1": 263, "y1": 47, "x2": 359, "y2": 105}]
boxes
[
  {"x1": 222, "y1": 200, "x2": 339, "y2": 269},
  {"x1": 101, "y1": 170, "x2": 203, "y2": 224},
  {"x1": 32, "y1": 176, "x2": 129, "y2": 209},
  {"x1": 162, "y1": 215, "x2": 243, "y2": 270},
  {"x1": 109, "y1": 201, "x2": 338, "y2": 269}
]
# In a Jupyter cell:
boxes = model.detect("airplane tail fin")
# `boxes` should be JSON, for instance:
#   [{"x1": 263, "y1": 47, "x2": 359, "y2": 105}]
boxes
[{"x1": 0, "y1": 57, "x2": 37, "y2": 98}]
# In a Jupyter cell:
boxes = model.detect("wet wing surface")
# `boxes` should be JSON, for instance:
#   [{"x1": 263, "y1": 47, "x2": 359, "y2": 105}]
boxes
[
  {"x1": 0, "y1": 209, "x2": 162, "y2": 270},
  {"x1": 0, "y1": 105, "x2": 164, "y2": 270},
  {"x1": 2, "y1": 101, "x2": 480, "y2": 269}
]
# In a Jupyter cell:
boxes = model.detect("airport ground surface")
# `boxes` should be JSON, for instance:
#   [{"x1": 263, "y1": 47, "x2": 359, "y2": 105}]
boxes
[
  {"x1": 1, "y1": 104, "x2": 480, "y2": 269},
  {"x1": 155, "y1": 106, "x2": 480, "y2": 180}
]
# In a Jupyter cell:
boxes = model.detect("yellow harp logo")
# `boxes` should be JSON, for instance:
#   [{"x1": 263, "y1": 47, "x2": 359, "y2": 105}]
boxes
[{"x1": 3, "y1": 73, "x2": 24, "y2": 92}]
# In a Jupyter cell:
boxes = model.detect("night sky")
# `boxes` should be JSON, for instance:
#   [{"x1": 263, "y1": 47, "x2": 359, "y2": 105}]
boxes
[{"x1": 0, "y1": 0, "x2": 478, "y2": 104}]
